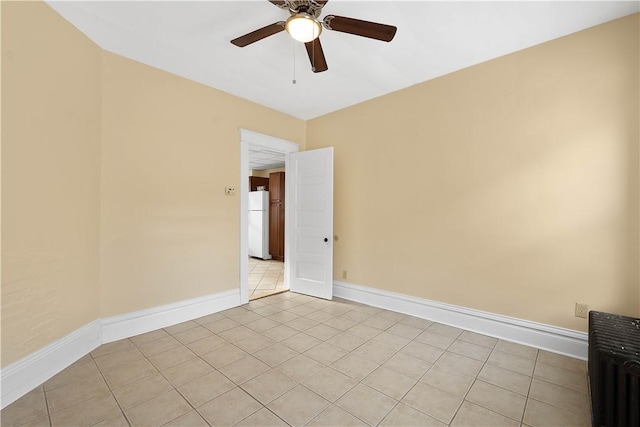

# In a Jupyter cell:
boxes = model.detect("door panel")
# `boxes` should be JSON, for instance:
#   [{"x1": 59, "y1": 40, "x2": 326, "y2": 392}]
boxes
[{"x1": 288, "y1": 148, "x2": 334, "y2": 300}]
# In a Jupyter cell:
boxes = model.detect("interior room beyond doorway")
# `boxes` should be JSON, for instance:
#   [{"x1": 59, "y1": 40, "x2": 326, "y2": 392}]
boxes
[{"x1": 248, "y1": 258, "x2": 285, "y2": 300}]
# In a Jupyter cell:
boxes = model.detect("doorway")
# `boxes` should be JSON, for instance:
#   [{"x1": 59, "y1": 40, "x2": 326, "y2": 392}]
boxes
[{"x1": 239, "y1": 129, "x2": 299, "y2": 304}]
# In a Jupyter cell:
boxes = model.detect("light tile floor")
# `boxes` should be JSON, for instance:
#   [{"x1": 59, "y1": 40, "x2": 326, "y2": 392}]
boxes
[
  {"x1": 1, "y1": 292, "x2": 592, "y2": 427},
  {"x1": 249, "y1": 258, "x2": 285, "y2": 300}
]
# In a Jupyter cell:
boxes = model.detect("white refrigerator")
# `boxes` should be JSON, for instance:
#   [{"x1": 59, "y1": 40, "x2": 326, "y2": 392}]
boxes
[{"x1": 248, "y1": 191, "x2": 271, "y2": 260}]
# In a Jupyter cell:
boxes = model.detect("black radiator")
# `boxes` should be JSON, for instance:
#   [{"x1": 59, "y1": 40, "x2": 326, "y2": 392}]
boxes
[{"x1": 589, "y1": 311, "x2": 640, "y2": 427}]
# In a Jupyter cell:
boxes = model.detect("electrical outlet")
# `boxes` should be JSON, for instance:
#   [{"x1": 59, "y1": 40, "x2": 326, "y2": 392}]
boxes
[
  {"x1": 342, "y1": 270, "x2": 348, "y2": 280},
  {"x1": 575, "y1": 302, "x2": 589, "y2": 319},
  {"x1": 224, "y1": 187, "x2": 235, "y2": 196}
]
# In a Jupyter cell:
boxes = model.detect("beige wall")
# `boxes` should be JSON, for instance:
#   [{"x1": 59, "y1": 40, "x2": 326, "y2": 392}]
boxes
[
  {"x1": 307, "y1": 14, "x2": 640, "y2": 332},
  {"x1": 1, "y1": 2, "x2": 102, "y2": 365},
  {"x1": 99, "y1": 53, "x2": 305, "y2": 317}
]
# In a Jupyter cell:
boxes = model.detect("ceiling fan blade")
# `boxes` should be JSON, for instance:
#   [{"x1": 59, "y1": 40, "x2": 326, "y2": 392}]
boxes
[
  {"x1": 323, "y1": 15, "x2": 397, "y2": 42},
  {"x1": 231, "y1": 22, "x2": 285, "y2": 47},
  {"x1": 305, "y1": 38, "x2": 328, "y2": 73},
  {"x1": 268, "y1": 0, "x2": 289, "y2": 8}
]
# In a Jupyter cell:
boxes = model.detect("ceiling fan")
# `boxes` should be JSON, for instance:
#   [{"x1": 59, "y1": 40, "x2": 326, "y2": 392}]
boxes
[{"x1": 230, "y1": 0, "x2": 397, "y2": 73}]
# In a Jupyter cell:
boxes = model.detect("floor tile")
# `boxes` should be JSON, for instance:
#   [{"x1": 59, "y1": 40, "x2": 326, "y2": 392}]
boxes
[
  {"x1": 401, "y1": 382, "x2": 463, "y2": 424},
  {"x1": 400, "y1": 341, "x2": 444, "y2": 364},
  {"x1": 326, "y1": 332, "x2": 367, "y2": 352},
  {"x1": 261, "y1": 324, "x2": 299, "y2": 342},
  {"x1": 267, "y1": 385, "x2": 331, "y2": 427},
  {"x1": 528, "y1": 378, "x2": 590, "y2": 414},
  {"x1": 523, "y1": 397, "x2": 591, "y2": 426},
  {"x1": 533, "y1": 362, "x2": 588, "y2": 393},
  {"x1": 162, "y1": 410, "x2": 209, "y2": 426},
  {"x1": 102, "y1": 357, "x2": 158, "y2": 389},
  {"x1": 304, "y1": 342, "x2": 348, "y2": 365},
  {"x1": 365, "y1": 316, "x2": 398, "y2": 331},
  {"x1": 351, "y1": 341, "x2": 398, "y2": 364},
  {"x1": 399, "y1": 316, "x2": 434, "y2": 330},
  {"x1": 346, "y1": 324, "x2": 383, "y2": 340},
  {"x1": 448, "y1": 339, "x2": 492, "y2": 361},
  {"x1": 433, "y1": 351, "x2": 483, "y2": 378},
  {"x1": 383, "y1": 351, "x2": 431, "y2": 379},
  {"x1": 306, "y1": 310, "x2": 335, "y2": 323},
  {"x1": 197, "y1": 387, "x2": 262, "y2": 426},
  {"x1": 477, "y1": 363, "x2": 532, "y2": 396},
  {"x1": 161, "y1": 358, "x2": 214, "y2": 387},
  {"x1": 281, "y1": 333, "x2": 322, "y2": 352},
  {"x1": 307, "y1": 405, "x2": 368, "y2": 426},
  {"x1": 134, "y1": 336, "x2": 182, "y2": 358},
  {"x1": 0, "y1": 391, "x2": 48, "y2": 427},
  {"x1": 93, "y1": 412, "x2": 130, "y2": 427},
  {"x1": 129, "y1": 329, "x2": 170, "y2": 346},
  {"x1": 495, "y1": 340, "x2": 538, "y2": 360},
  {"x1": 414, "y1": 330, "x2": 456, "y2": 349},
  {"x1": 164, "y1": 320, "x2": 200, "y2": 335},
  {"x1": 380, "y1": 403, "x2": 446, "y2": 427},
  {"x1": 253, "y1": 342, "x2": 299, "y2": 367},
  {"x1": 44, "y1": 360, "x2": 100, "y2": 391},
  {"x1": 537, "y1": 350, "x2": 587, "y2": 374},
  {"x1": 245, "y1": 317, "x2": 279, "y2": 333},
  {"x1": 362, "y1": 366, "x2": 417, "y2": 400},
  {"x1": 420, "y1": 366, "x2": 475, "y2": 397},
  {"x1": 177, "y1": 370, "x2": 236, "y2": 407},
  {"x1": 50, "y1": 394, "x2": 120, "y2": 427},
  {"x1": 112, "y1": 373, "x2": 173, "y2": 410},
  {"x1": 124, "y1": 389, "x2": 191, "y2": 426},
  {"x1": 303, "y1": 367, "x2": 359, "y2": 402},
  {"x1": 185, "y1": 334, "x2": 228, "y2": 356},
  {"x1": 371, "y1": 331, "x2": 411, "y2": 351},
  {"x1": 201, "y1": 344, "x2": 247, "y2": 369},
  {"x1": 203, "y1": 317, "x2": 240, "y2": 334},
  {"x1": 466, "y1": 380, "x2": 527, "y2": 421},
  {"x1": 306, "y1": 324, "x2": 342, "y2": 341},
  {"x1": 172, "y1": 326, "x2": 213, "y2": 345},
  {"x1": 336, "y1": 383, "x2": 398, "y2": 426},
  {"x1": 148, "y1": 345, "x2": 197, "y2": 370},
  {"x1": 286, "y1": 316, "x2": 320, "y2": 332},
  {"x1": 276, "y1": 354, "x2": 325, "y2": 382},
  {"x1": 218, "y1": 325, "x2": 256, "y2": 343},
  {"x1": 91, "y1": 339, "x2": 135, "y2": 358},
  {"x1": 94, "y1": 348, "x2": 146, "y2": 373},
  {"x1": 486, "y1": 349, "x2": 536, "y2": 376},
  {"x1": 46, "y1": 374, "x2": 111, "y2": 413},
  {"x1": 193, "y1": 312, "x2": 225, "y2": 326},
  {"x1": 323, "y1": 316, "x2": 359, "y2": 331},
  {"x1": 234, "y1": 334, "x2": 276, "y2": 354},
  {"x1": 457, "y1": 330, "x2": 498, "y2": 349},
  {"x1": 427, "y1": 323, "x2": 464, "y2": 338},
  {"x1": 386, "y1": 323, "x2": 424, "y2": 340},
  {"x1": 450, "y1": 401, "x2": 519, "y2": 427},
  {"x1": 235, "y1": 408, "x2": 289, "y2": 427},
  {"x1": 217, "y1": 355, "x2": 270, "y2": 385},
  {"x1": 331, "y1": 353, "x2": 380, "y2": 381},
  {"x1": 240, "y1": 369, "x2": 298, "y2": 405}
]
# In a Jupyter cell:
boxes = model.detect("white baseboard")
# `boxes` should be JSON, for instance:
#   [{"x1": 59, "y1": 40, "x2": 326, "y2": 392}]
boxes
[
  {"x1": 1, "y1": 289, "x2": 241, "y2": 409},
  {"x1": 333, "y1": 281, "x2": 588, "y2": 360},
  {"x1": 0, "y1": 320, "x2": 103, "y2": 410},
  {"x1": 102, "y1": 289, "x2": 240, "y2": 343}
]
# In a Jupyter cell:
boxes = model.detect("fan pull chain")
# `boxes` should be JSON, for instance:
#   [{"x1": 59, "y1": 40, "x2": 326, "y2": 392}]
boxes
[{"x1": 292, "y1": 40, "x2": 297, "y2": 84}]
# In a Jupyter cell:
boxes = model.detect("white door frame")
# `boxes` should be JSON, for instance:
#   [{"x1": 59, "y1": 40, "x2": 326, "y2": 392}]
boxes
[{"x1": 239, "y1": 129, "x2": 299, "y2": 304}]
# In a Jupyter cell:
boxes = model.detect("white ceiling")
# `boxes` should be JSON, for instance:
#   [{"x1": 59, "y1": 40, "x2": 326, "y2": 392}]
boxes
[
  {"x1": 47, "y1": 1, "x2": 638, "y2": 121},
  {"x1": 249, "y1": 146, "x2": 286, "y2": 170}
]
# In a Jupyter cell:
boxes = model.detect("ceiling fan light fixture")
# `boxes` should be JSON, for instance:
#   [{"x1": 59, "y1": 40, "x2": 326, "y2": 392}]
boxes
[{"x1": 285, "y1": 13, "x2": 322, "y2": 43}]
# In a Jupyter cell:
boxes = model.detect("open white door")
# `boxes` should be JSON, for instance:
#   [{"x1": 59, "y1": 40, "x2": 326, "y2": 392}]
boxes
[{"x1": 287, "y1": 147, "x2": 334, "y2": 300}]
